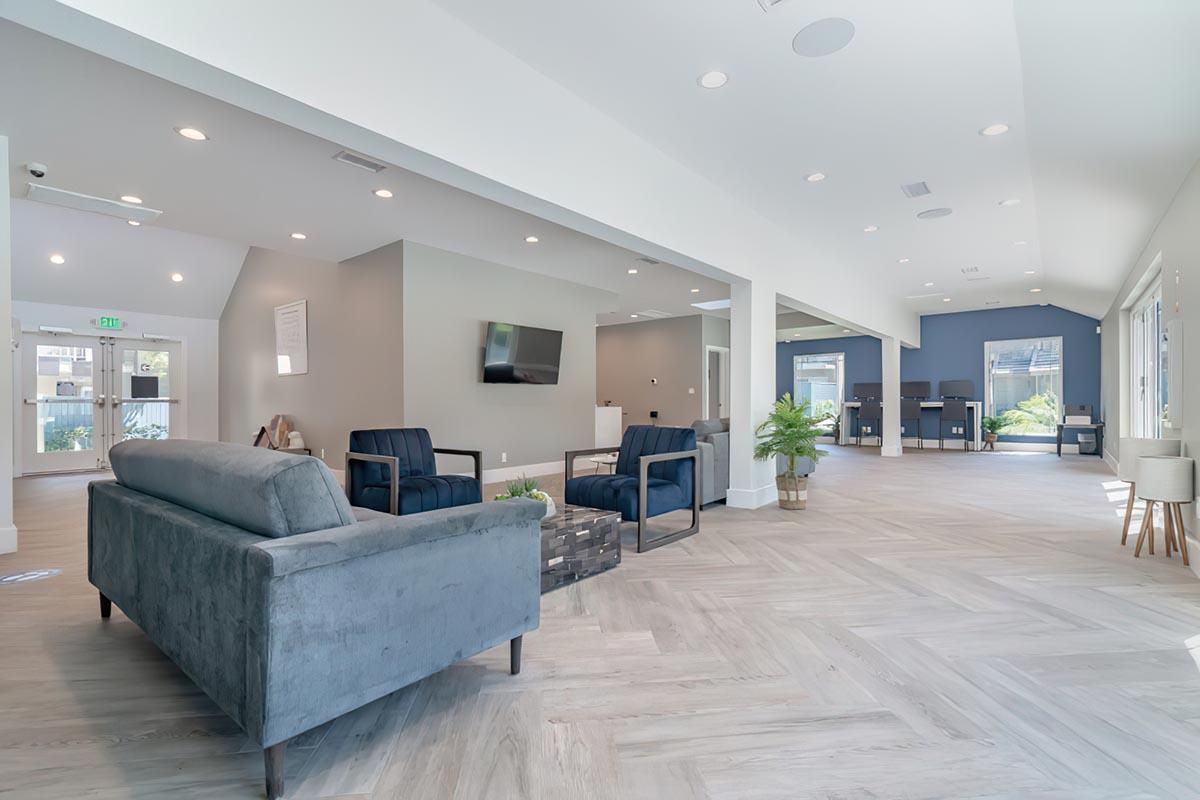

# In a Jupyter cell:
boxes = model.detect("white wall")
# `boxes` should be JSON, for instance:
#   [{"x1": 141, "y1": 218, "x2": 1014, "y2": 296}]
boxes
[
  {"x1": 0, "y1": 133, "x2": 15, "y2": 553},
  {"x1": 11, "y1": 300, "x2": 218, "y2": 475},
  {"x1": 1100, "y1": 159, "x2": 1200, "y2": 557},
  {"x1": 402, "y1": 241, "x2": 613, "y2": 475}
]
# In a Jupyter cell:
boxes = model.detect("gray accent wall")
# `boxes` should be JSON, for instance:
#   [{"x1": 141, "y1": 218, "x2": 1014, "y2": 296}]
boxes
[
  {"x1": 597, "y1": 315, "x2": 711, "y2": 428},
  {"x1": 401, "y1": 241, "x2": 613, "y2": 471},
  {"x1": 219, "y1": 243, "x2": 404, "y2": 465},
  {"x1": 1100, "y1": 159, "x2": 1200, "y2": 476}
]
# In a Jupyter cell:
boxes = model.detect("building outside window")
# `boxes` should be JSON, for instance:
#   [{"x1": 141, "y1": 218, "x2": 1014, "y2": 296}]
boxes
[
  {"x1": 984, "y1": 336, "x2": 1063, "y2": 436},
  {"x1": 1130, "y1": 281, "x2": 1167, "y2": 438}
]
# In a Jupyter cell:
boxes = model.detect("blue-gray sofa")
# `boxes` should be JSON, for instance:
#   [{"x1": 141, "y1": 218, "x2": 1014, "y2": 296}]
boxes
[{"x1": 88, "y1": 439, "x2": 543, "y2": 800}]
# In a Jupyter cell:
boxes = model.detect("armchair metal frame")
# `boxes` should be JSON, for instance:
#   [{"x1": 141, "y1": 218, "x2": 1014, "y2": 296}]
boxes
[
  {"x1": 564, "y1": 446, "x2": 701, "y2": 553},
  {"x1": 344, "y1": 448, "x2": 483, "y2": 516}
]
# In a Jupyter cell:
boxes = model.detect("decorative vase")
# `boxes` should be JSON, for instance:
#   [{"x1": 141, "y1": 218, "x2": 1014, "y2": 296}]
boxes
[{"x1": 776, "y1": 473, "x2": 808, "y2": 510}]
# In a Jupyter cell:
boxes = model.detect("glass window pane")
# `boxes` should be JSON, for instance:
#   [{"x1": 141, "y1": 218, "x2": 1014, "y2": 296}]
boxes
[
  {"x1": 794, "y1": 353, "x2": 842, "y2": 432},
  {"x1": 35, "y1": 344, "x2": 94, "y2": 453},
  {"x1": 986, "y1": 337, "x2": 1062, "y2": 436},
  {"x1": 122, "y1": 349, "x2": 170, "y2": 398}
]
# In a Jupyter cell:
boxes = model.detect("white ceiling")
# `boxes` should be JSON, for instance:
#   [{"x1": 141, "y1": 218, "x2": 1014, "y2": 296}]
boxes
[
  {"x1": 0, "y1": 20, "x2": 728, "y2": 323},
  {"x1": 434, "y1": 0, "x2": 1200, "y2": 319},
  {"x1": 10, "y1": 198, "x2": 246, "y2": 318}
]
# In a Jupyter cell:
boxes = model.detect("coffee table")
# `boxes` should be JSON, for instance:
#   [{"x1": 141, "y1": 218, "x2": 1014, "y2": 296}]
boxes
[{"x1": 540, "y1": 505, "x2": 621, "y2": 593}]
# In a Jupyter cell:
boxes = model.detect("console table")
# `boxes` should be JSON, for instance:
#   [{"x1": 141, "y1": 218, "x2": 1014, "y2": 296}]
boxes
[{"x1": 540, "y1": 505, "x2": 621, "y2": 593}]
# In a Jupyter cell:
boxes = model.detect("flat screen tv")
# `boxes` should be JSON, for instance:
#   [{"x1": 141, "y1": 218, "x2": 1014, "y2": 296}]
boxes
[{"x1": 482, "y1": 321, "x2": 563, "y2": 384}]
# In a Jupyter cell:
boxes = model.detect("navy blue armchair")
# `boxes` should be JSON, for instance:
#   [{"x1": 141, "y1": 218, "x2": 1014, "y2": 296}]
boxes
[
  {"x1": 345, "y1": 428, "x2": 482, "y2": 515},
  {"x1": 564, "y1": 425, "x2": 700, "y2": 553}
]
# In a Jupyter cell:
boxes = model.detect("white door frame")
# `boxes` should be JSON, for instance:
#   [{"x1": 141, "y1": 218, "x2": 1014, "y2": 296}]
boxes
[
  {"x1": 1130, "y1": 277, "x2": 1163, "y2": 438},
  {"x1": 703, "y1": 345, "x2": 730, "y2": 420}
]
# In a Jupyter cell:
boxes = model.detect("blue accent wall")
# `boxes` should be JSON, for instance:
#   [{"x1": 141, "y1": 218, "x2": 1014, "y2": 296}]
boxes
[{"x1": 777, "y1": 305, "x2": 1101, "y2": 444}]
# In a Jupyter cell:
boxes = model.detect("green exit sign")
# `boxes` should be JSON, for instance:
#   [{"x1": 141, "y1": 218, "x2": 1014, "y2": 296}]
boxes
[{"x1": 98, "y1": 316, "x2": 122, "y2": 330}]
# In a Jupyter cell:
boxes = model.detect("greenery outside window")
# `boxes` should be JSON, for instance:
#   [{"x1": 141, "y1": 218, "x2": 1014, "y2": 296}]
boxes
[
  {"x1": 793, "y1": 353, "x2": 843, "y2": 433},
  {"x1": 984, "y1": 336, "x2": 1063, "y2": 436}
]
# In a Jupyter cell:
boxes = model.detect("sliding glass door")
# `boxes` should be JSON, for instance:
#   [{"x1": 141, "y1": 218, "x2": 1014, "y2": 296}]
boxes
[
  {"x1": 1130, "y1": 282, "x2": 1166, "y2": 438},
  {"x1": 793, "y1": 353, "x2": 843, "y2": 434}
]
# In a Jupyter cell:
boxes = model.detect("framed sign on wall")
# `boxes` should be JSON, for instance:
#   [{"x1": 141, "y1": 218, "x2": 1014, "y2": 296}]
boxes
[{"x1": 274, "y1": 300, "x2": 308, "y2": 376}]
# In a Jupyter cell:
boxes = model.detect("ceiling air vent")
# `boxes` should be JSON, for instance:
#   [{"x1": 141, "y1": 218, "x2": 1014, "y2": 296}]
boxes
[
  {"x1": 636, "y1": 256, "x2": 660, "y2": 265},
  {"x1": 756, "y1": 0, "x2": 791, "y2": 10},
  {"x1": 632, "y1": 309, "x2": 672, "y2": 319},
  {"x1": 986, "y1": 300, "x2": 1001, "y2": 306},
  {"x1": 25, "y1": 183, "x2": 162, "y2": 223},
  {"x1": 901, "y1": 181, "x2": 931, "y2": 198},
  {"x1": 332, "y1": 149, "x2": 388, "y2": 173},
  {"x1": 966, "y1": 276, "x2": 991, "y2": 282},
  {"x1": 960, "y1": 265, "x2": 980, "y2": 274},
  {"x1": 917, "y1": 207, "x2": 953, "y2": 220}
]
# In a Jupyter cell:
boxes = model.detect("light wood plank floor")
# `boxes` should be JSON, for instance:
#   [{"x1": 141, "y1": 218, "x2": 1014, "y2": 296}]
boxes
[{"x1": 3, "y1": 448, "x2": 1200, "y2": 799}]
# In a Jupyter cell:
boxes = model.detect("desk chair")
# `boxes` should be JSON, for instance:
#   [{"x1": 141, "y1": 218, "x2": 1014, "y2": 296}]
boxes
[
  {"x1": 938, "y1": 399, "x2": 970, "y2": 450},
  {"x1": 857, "y1": 400, "x2": 882, "y2": 446},
  {"x1": 900, "y1": 398, "x2": 923, "y2": 449}
]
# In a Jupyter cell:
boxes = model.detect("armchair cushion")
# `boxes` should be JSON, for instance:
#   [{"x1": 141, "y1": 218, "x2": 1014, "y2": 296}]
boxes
[
  {"x1": 564, "y1": 474, "x2": 688, "y2": 522},
  {"x1": 348, "y1": 428, "x2": 437, "y2": 484},
  {"x1": 356, "y1": 474, "x2": 482, "y2": 516}
]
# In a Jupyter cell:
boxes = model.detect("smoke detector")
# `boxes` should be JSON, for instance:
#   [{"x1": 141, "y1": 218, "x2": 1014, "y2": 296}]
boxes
[{"x1": 757, "y1": 0, "x2": 791, "y2": 10}]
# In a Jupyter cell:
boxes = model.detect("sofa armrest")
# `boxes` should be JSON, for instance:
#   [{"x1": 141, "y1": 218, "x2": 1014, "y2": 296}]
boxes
[
  {"x1": 246, "y1": 496, "x2": 545, "y2": 748},
  {"x1": 254, "y1": 497, "x2": 545, "y2": 578},
  {"x1": 433, "y1": 447, "x2": 483, "y2": 486},
  {"x1": 343, "y1": 452, "x2": 399, "y2": 514},
  {"x1": 564, "y1": 447, "x2": 621, "y2": 481}
]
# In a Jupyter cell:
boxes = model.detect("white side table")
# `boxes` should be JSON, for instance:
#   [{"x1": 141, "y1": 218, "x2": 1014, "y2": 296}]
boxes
[
  {"x1": 589, "y1": 454, "x2": 618, "y2": 474},
  {"x1": 1134, "y1": 455, "x2": 1193, "y2": 565}
]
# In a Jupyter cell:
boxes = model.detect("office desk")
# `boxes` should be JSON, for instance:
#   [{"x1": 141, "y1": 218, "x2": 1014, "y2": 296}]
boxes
[
  {"x1": 840, "y1": 400, "x2": 982, "y2": 451},
  {"x1": 1056, "y1": 422, "x2": 1104, "y2": 457}
]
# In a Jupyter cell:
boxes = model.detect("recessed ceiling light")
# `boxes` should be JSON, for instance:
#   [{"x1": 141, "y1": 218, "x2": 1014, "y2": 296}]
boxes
[
  {"x1": 943, "y1": 297, "x2": 952, "y2": 302},
  {"x1": 49, "y1": 253, "x2": 65, "y2": 265},
  {"x1": 805, "y1": 172, "x2": 826, "y2": 183},
  {"x1": 898, "y1": 257, "x2": 910, "y2": 264},
  {"x1": 842, "y1": 329, "x2": 851, "y2": 334},
  {"x1": 120, "y1": 195, "x2": 143, "y2": 204},
  {"x1": 290, "y1": 232, "x2": 307, "y2": 240},
  {"x1": 630, "y1": 314, "x2": 639, "y2": 318},
  {"x1": 174, "y1": 126, "x2": 208, "y2": 141},
  {"x1": 1024, "y1": 269, "x2": 1037, "y2": 275},
  {"x1": 690, "y1": 288, "x2": 700, "y2": 293},
  {"x1": 924, "y1": 281, "x2": 935, "y2": 287},
  {"x1": 170, "y1": 272, "x2": 184, "y2": 283},
  {"x1": 127, "y1": 220, "x2": 141, "y2": 227},
  {"x1": 373, "y1": 189, "x2": 393, "y2": 199},
  {"x1": 697, "y1": 71, "x2": 728, "y2": 89},
  {"x1": 792, "y1": 17, "x2": 856, "y2": 57},
  {"x1": 979, "y1": 123, "x2": 1010, "y2": 137},
  {"x1": 863, "y1": 225, "x2": 879, "y2": 233},
  {"x1": 627, "y1": 268, "x2": 638, "y2": 274},
  {"x1": 999, "y1": 198, "x2": 1022, "y2": 207},
  {"x1": 1029, "y1": 287, "x2": 1042, "y2": 293},
  {"x1": 1013, "y1": 240, "x2": 1028, "y2": 246},
  {"x1": 524, "y1": 235, "x2": 539, "y2": 243}
]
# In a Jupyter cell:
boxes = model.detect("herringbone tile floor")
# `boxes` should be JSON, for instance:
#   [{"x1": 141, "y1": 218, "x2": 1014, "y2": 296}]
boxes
[{"x1": 3, "y1": 447, "x2": 1200, "y2": 798}]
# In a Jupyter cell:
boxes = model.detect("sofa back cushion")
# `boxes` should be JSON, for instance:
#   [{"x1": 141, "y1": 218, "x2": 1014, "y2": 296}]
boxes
[
  {"x1": 348, "y1": 428, "x2": 436, "y2": 486},
  {"x1": 691, "y1": 418, "x2": 727, "y2": 437},
  {"x1": 109, "y1": 439, "x2": 355, "y2": 539},
  {"x1": 616, "y1": 425, "x2": 697, "y2": 489}
]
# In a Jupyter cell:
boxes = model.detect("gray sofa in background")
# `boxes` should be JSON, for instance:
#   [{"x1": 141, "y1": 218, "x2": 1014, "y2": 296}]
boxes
[
  {"x1": 88, "y1": 439, "x2": 544, "y2": 800},
  {"x1": 691, "y1": 418, "x2": 729, "y2": 505}
]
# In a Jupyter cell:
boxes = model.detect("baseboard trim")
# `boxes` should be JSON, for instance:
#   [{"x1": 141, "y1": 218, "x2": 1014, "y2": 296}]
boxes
[
  {"x1": 1102, "y1": 448, "x2": 1118, "y2": 474},
  {"x1": 727, "y1": 483, "x2": 778, "y2": 509},
  {"x1": 481, "y1": 460, "x2": 564, "y2": 484},
  {"x1": 0, "y1": 525, "x2": 18, "y2": 555}
]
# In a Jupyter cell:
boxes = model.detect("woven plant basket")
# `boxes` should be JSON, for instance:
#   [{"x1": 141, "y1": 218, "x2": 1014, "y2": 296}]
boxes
[{"x1": 776, "y1": 473, "x2": 808, "y2": 510}]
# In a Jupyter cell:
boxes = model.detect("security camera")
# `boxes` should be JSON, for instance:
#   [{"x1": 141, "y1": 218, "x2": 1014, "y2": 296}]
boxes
[{"x1": 25, "y1": 163, "x2": 47, "y2": 179}]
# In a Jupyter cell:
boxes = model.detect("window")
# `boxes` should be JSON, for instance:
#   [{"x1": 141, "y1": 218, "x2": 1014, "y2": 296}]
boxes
[
  {"x1": 984, "y1": 337, "x2": 1063, "y2": 436},
  {"x1": 793, "y1": 353, "x2": 843, "y2": 433},
  {"x1": 1130, "y1": 281, "x2": 1166, "y2": 437}
]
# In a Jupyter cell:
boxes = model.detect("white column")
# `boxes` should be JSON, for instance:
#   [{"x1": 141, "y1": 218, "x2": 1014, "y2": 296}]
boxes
[
  {"x1": 880, "y1": 335, "x2": 902, "y2": 458},
  {"x1": 0, "y1": 134, "x2": 16, "y2": 553},
  {"x1": 728, "y1": 279, "x2": 778, "y2": 508}
]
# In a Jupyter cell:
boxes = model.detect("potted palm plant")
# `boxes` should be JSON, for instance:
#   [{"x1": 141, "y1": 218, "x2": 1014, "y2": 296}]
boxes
[
  {"x1": 981, "y1": 416, "x2": 1004, "y2": 450},
  {"x1": 754, "y1": 393, "x2": 826, "y2": 510}
]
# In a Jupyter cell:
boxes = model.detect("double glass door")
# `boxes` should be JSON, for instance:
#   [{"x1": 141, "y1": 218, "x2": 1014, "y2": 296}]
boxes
[
  {"x1": 22, "y1": 334, "x2": 181, "y2": 473},
  {"x1": 1130, "y1": 284, "x2": 1166, "y2": 438}
]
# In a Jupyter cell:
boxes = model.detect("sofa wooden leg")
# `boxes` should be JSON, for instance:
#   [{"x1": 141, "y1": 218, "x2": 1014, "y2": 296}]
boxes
[
  {"x1": 264, "y1": 742, "x2": 285, "y2": 800},
  {"x1": 510, "y1": 635, "x2": 522, "y2": 676},
  {"x1": 99, "y1": 592, "x2": 111, "y2": 619}
]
